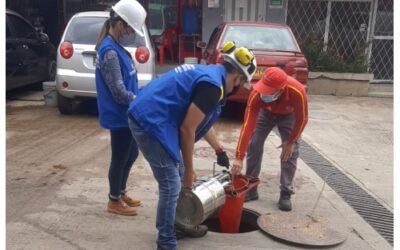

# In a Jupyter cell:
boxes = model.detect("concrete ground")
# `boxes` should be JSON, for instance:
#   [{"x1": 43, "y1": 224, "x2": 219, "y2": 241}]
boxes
[{"x1": 5, "y1": 88, "x2": 393, "y2": 249}]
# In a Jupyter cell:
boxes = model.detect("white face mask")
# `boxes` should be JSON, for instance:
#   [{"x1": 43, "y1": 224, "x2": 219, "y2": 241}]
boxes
[{"x1": 260, "y1": 89, "x2": 283, "y2": 103}]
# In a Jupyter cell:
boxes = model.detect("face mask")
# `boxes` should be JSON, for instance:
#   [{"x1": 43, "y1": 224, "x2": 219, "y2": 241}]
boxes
[
  {"x1": 260, "y1": 89, "x2": 283, "y2": 103},
  {"x1": 119, "y1": 24, "x2": 135, "y2": 46},
  {"x1": 227, "y1": 84, "x2": 240, "y2": 97},
  {"x1": 119, "y1": 33, "x2": 133, "y2": 46}
]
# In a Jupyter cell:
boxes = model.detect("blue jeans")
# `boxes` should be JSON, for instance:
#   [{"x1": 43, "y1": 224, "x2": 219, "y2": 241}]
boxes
[
  {"x1": 109, "y1": 128, "x2": 139, "y2": 199},
  {"x1": 128, "y1": 117, "x2": 180, "y2": 250}
]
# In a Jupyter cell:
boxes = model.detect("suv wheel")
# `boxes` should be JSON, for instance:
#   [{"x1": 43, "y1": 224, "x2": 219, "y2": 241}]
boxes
[{"x1": 57, "y1": 93, "x2": 79, "y2": 114}]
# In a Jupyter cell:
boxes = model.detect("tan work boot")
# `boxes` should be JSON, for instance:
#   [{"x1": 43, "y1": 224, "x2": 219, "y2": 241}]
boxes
[
  {"x1": 121, "y1": 194, "x2": 141, "y2": 207},
  {"x1": 107, "y1": 200, "x2": 137, "y2": 216}
]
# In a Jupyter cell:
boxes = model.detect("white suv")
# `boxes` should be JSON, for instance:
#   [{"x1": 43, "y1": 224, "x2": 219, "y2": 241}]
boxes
[{"x1": 56, "y1": 11, "x2": 156, "y2": 114}]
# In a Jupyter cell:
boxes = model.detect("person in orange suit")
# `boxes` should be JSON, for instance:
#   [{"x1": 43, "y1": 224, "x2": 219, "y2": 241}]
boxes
[{"x1": 232, "y1": 67, "x2": 308, "y2": 211}]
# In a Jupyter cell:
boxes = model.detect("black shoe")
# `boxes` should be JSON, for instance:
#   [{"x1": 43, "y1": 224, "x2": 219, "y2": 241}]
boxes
[
  {"x1": 244, "y1": 187, "x2": 259, "y2": 202},
  {"x1": 175, "y1": 223, "x2": 208, "y2": 239},
  {"x1": 278, "y1": 191, "x2": 292, "y2": 211}
]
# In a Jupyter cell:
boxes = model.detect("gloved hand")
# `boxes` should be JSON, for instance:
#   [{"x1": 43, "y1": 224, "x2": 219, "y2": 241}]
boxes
[{"x1": 216, "y1": 151, "x2": 230, "y2": 168}]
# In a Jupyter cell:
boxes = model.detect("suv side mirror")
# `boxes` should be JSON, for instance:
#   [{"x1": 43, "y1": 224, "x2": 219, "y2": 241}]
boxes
[
  {"x1": 197, "y1": 41, "x2": 207, "y2": 49},
  {"x1": 39, "y1": 32, "x2": 50, "y2": 43}
]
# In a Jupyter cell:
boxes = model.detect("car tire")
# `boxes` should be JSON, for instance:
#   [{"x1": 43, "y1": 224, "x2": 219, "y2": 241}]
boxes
[
  {"x1": 57, "y1": 93, "x2": 79, "y2": 114},
  {"x1": 48, "y1": 60, "x2": 56, "y2": 81}
]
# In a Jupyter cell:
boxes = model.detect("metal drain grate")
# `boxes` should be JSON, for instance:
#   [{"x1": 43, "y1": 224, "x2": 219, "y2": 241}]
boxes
[{"x1": 299, "y1": 140, "x2": 393, "y2": 245}]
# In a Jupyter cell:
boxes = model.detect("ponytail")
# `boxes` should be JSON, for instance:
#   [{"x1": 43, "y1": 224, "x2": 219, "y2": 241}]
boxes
[
  {"x1": 95, "y1": 9, "x2": 126, "y2": 51},
  {"x1": 95, "y1": 18, "x2": 111, "y2": 50}
]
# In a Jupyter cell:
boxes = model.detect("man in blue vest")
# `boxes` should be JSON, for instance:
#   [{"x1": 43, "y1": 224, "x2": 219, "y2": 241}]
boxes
[{"x1": 128, "y1": 41, "x2": 256, "y2": 250}]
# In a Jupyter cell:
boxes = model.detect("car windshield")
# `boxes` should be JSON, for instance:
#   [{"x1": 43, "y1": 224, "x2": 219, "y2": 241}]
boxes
[
  {"x1": 221, "y1": 25, "x2": 299, "y2": 52},
  {"x1": 64, "y1": 16, "x2": 145, "y2": 47}
]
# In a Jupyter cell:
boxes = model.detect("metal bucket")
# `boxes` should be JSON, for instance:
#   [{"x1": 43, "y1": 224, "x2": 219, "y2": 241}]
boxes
[{"x1": 176, "y1": 172, "x2": 230, "y2": 227}]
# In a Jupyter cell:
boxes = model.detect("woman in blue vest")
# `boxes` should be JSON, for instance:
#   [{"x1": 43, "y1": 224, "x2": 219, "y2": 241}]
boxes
[
  {"x1": 128, "y1": 41, "x2": 257, "y2": 250},
  {"x1": 94, "y1": 0, "x2": 146, "y2": 216}
]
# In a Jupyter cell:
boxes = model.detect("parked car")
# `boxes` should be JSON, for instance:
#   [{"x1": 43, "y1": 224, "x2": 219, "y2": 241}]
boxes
[
  {"x1": 56, "y1": 11, "x2": 156, "y2": 114},
  {"x1": 199, "y1": 21, "x2": 308, "y2": 103},
  {"x1": 6, "y1": 9, "x2": 56, "y2": 91}
]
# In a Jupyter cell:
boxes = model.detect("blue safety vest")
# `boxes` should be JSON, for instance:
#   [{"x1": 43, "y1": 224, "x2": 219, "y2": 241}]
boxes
[
  {"x1": 128, "y1": 64, "x2": 226, "y2": 162},
  {"x1": 95, "y1": 36, "x2": 138, "y2": 129}
]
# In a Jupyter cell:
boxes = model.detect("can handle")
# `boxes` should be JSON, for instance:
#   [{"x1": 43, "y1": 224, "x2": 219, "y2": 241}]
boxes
[
  {"x1": 246, "y1": 176, "x2": 260, "y2": 191},
  {"x1": 224, "y1": 174, "x2": 250, "y2": 195}
]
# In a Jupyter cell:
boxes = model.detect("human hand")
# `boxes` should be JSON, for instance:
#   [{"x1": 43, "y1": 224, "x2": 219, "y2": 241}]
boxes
[
  {"x1": 279, "y1": 141, "x2": 294, "y2": 162},
  {"x1": 231, "y1": 158, "x2": 243, "y2": 175},
  {"x1": 216, "y1": 151, "x2": 230, "y2": 168}
]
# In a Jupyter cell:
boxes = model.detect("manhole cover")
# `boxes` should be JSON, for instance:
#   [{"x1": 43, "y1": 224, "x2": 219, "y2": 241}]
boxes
[{"x1": 257, "y1": 212, "x2": 347, "y2": 247}]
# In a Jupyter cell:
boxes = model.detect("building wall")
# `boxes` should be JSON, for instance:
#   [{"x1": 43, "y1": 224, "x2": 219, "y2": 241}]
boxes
[
  {"x1": 201, "y1": 0, "x2": 224, "y2": 43},
  {"x1": 265, "y1": 0, "x2": 287, "y2": 23}
]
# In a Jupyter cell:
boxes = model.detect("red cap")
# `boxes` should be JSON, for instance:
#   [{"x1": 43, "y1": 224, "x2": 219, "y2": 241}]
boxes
[{"x1": 253, "y1": 67, "x2": 288, "y2": 95}]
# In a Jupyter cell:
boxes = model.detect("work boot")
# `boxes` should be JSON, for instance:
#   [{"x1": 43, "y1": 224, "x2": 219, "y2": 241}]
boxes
[
  {"x1": 244, "y1": 186, "x2": 259, "y2": 202},
  {"x1": 121, "y1": 193, "x2": 141, "y2": 207},
  {"x1": 278, "y1": 191, "x2": 292, "y2": 211},
  {"x1": 107, "y1": 199, "x2": 137, "y2": 216},
  {"x1": 175, "y1": 223, "x2": 208, "y2": 239}
]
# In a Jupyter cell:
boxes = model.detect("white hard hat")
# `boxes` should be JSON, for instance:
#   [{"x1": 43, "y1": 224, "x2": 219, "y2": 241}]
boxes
[
  {"x1": 222, "y1": 41, "x2": 257, "y2": 83},
  {"x1": 112, "y1": 0, "x2": 147, "y2": 37}
]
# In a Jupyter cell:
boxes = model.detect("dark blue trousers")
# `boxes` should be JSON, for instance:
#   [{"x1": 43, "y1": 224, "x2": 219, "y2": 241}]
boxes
[{"x1": 108, "y1": 128, "x2": 138, "y2": 199}]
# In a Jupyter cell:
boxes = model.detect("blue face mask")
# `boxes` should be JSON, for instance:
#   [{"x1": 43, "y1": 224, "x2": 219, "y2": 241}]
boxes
[
  {"x1": 260, "y1": 95, "x2": 277, "y2": 103},
  {"x1": 260, "y1": 89, "x2": 283, "y2": 103}
]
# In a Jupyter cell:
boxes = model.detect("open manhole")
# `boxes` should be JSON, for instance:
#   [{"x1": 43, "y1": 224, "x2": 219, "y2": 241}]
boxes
[{"x1": 203, "y1": 208, "x2": 260, "y2": 233}]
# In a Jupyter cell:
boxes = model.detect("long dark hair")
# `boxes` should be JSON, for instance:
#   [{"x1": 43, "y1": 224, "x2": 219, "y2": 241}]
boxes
[{"x1": 95, "y1": 10, "x2": 127, "y2": 50}]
